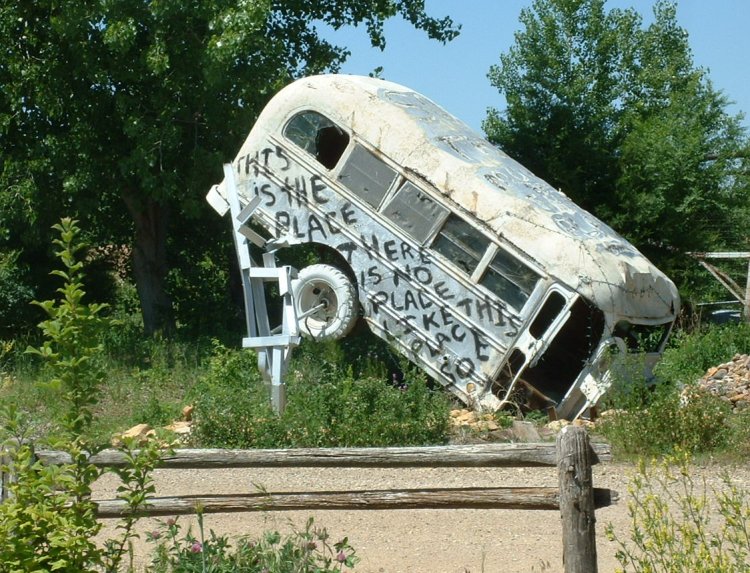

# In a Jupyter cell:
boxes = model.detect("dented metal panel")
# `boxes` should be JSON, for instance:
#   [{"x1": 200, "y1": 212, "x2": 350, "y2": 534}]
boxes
[{"x1": 207, "y1": 74, "x2": 680, "y2": 419}]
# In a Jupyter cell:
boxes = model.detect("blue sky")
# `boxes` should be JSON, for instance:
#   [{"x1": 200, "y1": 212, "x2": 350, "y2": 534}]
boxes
[{"x1": 322, "y1": 1, "x2": 750, "y2": 132}]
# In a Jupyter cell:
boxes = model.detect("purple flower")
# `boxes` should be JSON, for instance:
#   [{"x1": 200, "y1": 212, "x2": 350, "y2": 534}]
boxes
[
  {"x1": 190, "y1": 541, "x2": 203, "y2": 553},
  {"x1": 150, "y1": 530, "x2": 161, "y2": 540},
  {"x1": 166, "y1": 518, "x2": 176, "y2": 527},
  {"x1": 336, "y1": 550, "x2": 346, "y2": 563}
]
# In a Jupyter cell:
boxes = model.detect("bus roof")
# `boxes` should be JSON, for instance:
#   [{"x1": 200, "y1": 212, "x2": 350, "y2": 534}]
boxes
[{"x1": 236, "y1": 74, "x2": 678, "y2": 323}]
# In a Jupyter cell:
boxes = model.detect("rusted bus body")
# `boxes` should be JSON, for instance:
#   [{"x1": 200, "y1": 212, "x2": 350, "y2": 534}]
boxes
[{"x1": 207, "y1": 74, "x2": 679, "y2": 419}]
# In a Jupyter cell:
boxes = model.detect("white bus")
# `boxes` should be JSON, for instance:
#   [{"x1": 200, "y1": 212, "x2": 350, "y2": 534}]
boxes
[{"x1": 207, "y1": 74, "x2": 679, "y2": 420}]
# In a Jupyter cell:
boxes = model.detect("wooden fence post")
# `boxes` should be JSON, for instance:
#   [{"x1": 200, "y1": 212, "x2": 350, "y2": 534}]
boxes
[{"x1": 557, "y1": 425, "x2": 598, "y2": 573}]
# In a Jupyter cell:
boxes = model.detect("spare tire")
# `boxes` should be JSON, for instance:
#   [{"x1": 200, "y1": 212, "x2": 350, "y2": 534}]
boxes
[{"x1": 292, "y1": 264, "x2": 358, "y2": 340}]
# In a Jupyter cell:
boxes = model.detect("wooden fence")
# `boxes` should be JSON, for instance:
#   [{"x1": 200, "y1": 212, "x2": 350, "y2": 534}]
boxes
[{"x1": 1, "y1": 426, "x2": 616, "y2": 573}]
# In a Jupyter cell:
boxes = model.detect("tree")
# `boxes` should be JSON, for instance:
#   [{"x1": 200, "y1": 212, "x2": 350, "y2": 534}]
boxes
[
  {"x1": 0, "y1": 0, "x2": 459, "y2": 335},
  {"x1": 484, "y1": 0, "x2": 750, "y2": 298}
]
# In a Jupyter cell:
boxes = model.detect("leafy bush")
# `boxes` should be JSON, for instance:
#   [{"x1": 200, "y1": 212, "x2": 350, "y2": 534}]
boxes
[
  {"x1": 606, "y1": 452, "x2": 750, "y2": 572},
  {"x1": 598, "y1": 322, "x2": 750, "y2": 458},
  {"x1": 146, "y1": 512, "x2": 358, "y2": 572},
  {"x1": 656, "y1": 321, "x2": 750, "y2": 385},
  {"x1": 0, "y1": 218, "x2": 163, "y2": 572},
  {"x1": 189, "y1": 343, "x2": 281, "y2": 448},
  {"x1": 191, "y1": 340, "x2": 452, "y2": 449},
  {"x1": 598, "y1": 378, "x2": 736, "y2": 457}
]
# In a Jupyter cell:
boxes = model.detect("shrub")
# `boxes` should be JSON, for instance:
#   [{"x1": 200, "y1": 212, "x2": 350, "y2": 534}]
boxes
[
  {"x1": 656, "y1": 322, "x2": 750, "y2": 385},
  {"x1": 190, "y1": 341, "x2": 452, "y2": 449},
  {"x1": 606, "y1": 451, "x2": 750, "y2": 572},
  {"x1": 598, "y1": 321, "x2": 750, "y2": 458},
  {"x1": 0, "y1": 218, "x2": 163, "y2": 572},
  {"x1": 598, "y1": 377, "x2": 735, "y2": 457},
  {"x1": 189, "y1": 342, "x2": 282, "y2": 448}
]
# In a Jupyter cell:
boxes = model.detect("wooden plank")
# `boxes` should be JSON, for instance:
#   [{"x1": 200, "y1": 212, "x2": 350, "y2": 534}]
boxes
[
  {"x1": 691, "y1": 252, "x2": 750, "y2": 259},
  {"x1": 93, "y1": 486, "x2": 617, "y2": 518},
  {"x1": 557, "y1": 425, "x2": 598, "y2": 573},
  {"x1": 35, "y1": 442, "x2": 611, "y2": 469}
]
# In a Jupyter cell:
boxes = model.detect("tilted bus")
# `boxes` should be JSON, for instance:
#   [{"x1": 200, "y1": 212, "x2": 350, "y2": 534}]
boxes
[{"x1": 207, "y1": 74, "x2": 679, "y2": 420}]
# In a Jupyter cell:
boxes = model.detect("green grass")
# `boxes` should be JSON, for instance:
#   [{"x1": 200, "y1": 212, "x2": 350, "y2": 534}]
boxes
[{"x1": 0, "y1": 327, "x2": 453, "y2": 449}]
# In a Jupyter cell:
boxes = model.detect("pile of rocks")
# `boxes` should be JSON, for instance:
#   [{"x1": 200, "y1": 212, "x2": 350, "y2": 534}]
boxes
[{"x1": 697, "y1": 354, "x2": 750, "y2": 412}]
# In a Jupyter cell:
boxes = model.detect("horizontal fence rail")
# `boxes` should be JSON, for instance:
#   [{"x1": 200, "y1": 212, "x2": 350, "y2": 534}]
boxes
[
  {"x1": 32, "y1": 441, "x2": 612, "y2": 469},
  {"x1": 94, "y1": 486, "x2": 618, "y2": 518}
]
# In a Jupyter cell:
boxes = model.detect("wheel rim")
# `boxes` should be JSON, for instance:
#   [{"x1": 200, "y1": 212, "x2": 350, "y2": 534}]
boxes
[{"x1": 298, "y1": 280, "x2": 339, "y2": 330}]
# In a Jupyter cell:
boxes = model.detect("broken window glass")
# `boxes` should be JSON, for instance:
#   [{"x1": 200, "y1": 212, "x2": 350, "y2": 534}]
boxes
[
  {"x1": 432, "y1": 214, "x2": 490, "y2": 275},
  {"x1": 337, "y1": 144, "x2": 397, "y2": 209},
  {"x1": 382, "y1": 181, "x2": 448, "y2": 243},
  {"x1": 480, "y1": 247, "x2": 540, "y2": 311},
  {"x1": 284, "y1": 111, "x2": 349, "y2": 169}
]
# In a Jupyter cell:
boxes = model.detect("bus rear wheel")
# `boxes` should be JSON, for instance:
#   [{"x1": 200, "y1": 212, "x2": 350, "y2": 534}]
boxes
[{"x1": 292, "y1": 264, "x2": 358, "y2": 340}]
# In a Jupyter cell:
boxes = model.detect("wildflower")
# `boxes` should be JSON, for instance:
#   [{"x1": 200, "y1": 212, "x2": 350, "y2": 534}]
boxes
[
  {"x1": 150, "y1": 530, "x2": 161, "y2": 540},
  {"x1": 190, "y1": 541, "x2": 203, "y2": 553},
  {"x1": 166, "y1": 518, "x2": 176, "y2": 527},
  {"x1": 336, "y1": 550, "x2": 346, "y2": 563},
  {"x1": 306, "y1": 541, "x2": 317, "y2": 550}
]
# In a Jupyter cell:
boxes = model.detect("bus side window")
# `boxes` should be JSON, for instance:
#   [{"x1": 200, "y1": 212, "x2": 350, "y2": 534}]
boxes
[
  {"x1": 432, "y1": 214, "x2": 489, "y2": 275},
  {"x1": 284, "y1": 111, "x2": 349, "y2": 170},
  {"x1": 382, "y1": 181, "x2": 448, "y2": 243},
  {"x1": 337, "y1": 145, "x2": 397, "y2": 209},
  {"x1": 480, "y1": 247, "x2": 540, "y2": 311}
]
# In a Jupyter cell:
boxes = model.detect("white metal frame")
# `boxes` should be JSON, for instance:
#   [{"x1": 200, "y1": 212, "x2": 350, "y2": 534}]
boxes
[{"x1": 223, "y1": 164, "x2": 300, "y2": 413}]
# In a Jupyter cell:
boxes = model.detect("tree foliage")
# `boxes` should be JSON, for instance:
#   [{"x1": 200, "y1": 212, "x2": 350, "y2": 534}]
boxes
[
  {"x1": 0, "y1": 0, "x2": 459, "y2": 335},
  {"x1": 485, "y1": 0, "x2": 750, "y2": 299}
]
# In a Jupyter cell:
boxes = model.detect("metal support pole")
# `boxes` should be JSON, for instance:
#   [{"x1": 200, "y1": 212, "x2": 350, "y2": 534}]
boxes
[{"x1": 222, "y1": 164, "x2": 300, "y2": 413}]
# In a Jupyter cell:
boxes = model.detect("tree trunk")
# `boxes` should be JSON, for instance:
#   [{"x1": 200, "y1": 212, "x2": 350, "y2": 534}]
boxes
[{"x1": 122, "y1": 191, "x2": 175, "y2": 336}]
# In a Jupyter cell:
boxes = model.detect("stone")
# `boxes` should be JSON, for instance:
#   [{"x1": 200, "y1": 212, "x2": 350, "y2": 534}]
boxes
[
  {"x1": 512, "y1": 420, "x2": 541, "y2": 442},
  {"x1": 112, "y1": 423, "x2": 154, "y2": 446},
  {"x1": 545, "y1": 420, "x2": 570, "y2": 433},
  {"x1": 698, "y1": 357, "x2": 750, "y2": 412},
  {"x1": 165, "y1": 421, "x2": 192, "y2": 435},
  {"x1": 476, "y1": 420, "x2": 499, "y2": 432},
  {"x1": 182, "y1": 405, "x2": 194, "y2": 421}
]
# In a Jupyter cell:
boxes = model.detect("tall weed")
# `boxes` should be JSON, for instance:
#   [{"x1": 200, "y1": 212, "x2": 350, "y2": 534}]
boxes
[{"x1": 607, "y1": 452, "x2": 750, "y2": 572}]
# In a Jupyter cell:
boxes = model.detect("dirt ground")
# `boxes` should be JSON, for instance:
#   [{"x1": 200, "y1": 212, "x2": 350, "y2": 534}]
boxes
[{"x1": 93, "y1": 461, "x2": 750, "y2": 572}]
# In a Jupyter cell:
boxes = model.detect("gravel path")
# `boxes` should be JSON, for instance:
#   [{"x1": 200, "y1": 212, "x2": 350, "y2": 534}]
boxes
[{"x1": 91, "y1": 461, "x2": 722, "y2": 572}]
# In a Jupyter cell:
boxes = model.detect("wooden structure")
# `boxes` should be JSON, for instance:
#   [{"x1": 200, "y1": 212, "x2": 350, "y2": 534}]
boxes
[
  {"x1": 1, "y1": 427, "x2": 615, "y2": 573},
  {"x1": 689, "y1": 251, "x2": 750, "y2": 321}
]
